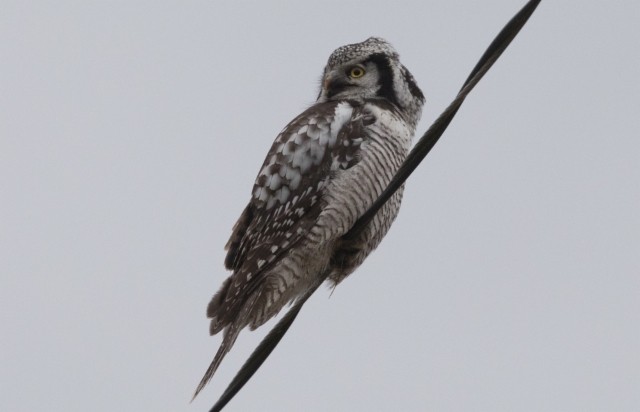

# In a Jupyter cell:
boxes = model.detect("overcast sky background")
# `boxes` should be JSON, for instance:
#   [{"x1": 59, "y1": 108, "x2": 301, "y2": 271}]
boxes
[{"x1": 1, "y1": 1, "x2": 638, "y2": 411}]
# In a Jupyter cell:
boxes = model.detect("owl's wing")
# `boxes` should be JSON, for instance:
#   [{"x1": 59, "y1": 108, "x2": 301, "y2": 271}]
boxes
[
  {"x1": 208, "y1": 100, "x2": 373, "y2": 333},
  {"x1": 193, "y1": 100, "x2": 375, "y2": 400}
]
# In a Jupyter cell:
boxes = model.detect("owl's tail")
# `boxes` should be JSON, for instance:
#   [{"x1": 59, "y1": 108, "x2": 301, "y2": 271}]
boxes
[
  {"x1": 207, "y1": 276, "x2": 234, "y2": 335},
  {"x1": 191, "y1": 291, "x2": 261, "y2": 401}
]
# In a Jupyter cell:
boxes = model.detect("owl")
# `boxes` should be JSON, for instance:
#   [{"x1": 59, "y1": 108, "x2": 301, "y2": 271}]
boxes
[{"x1": 194, "y1": 37, "x2": 425, "y2": 397}]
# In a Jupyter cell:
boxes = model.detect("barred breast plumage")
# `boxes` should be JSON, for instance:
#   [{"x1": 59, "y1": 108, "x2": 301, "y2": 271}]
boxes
[{"x1": 194, "y1": 37, "x2": 425, "y2": 398}]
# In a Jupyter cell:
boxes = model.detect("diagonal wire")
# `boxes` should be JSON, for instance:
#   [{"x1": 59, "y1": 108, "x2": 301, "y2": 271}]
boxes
[{"x1": 206, "y1": 1, "x2": 541, "y2": 410}]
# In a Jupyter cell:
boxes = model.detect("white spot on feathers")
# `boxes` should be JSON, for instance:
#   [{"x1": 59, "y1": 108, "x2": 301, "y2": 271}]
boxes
[
  {"x1": 289, "y1": 172, "x2": 302, "y2": 190},
  {"x1": 278, "y1": 186, "x2": 290, "y2": 204},
  {"x1": 258, "y1": 187, "x2": 269, "y2": 202},
  {"x1": 266, "y1": 194, "x2": 277, "y2": 209},
  {"x1": 307, "y1": 124, "x2": 322, "y2": 140},
  {"x1": 269, "y1": 174, "x2": 282, "y2": 190},
  {"x1": 330, "y1": 102, "x2": 353, "y2": 146}
]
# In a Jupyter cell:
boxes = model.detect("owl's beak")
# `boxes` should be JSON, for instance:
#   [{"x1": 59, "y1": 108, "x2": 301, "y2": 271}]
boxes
[
  {"x1": 324, "y1": 76, "x2": 351, "y2": 98},
  {"x1": 323, "y1": 76, "x2": 332, "y2": 92}
]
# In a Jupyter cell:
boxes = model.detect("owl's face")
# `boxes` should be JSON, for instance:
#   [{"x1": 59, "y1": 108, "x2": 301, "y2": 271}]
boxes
[
  {"x1": 317, "y1": 37, "x2": 425, "y2": 126},
  {"x1": 321, "y1": 58, "x2": 385, "y2": 100}
]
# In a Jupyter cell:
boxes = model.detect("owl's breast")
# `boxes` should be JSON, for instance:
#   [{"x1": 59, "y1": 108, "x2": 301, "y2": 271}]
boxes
[{"x1": 314, "y1": 101, "x2": 416, "y2": 282}]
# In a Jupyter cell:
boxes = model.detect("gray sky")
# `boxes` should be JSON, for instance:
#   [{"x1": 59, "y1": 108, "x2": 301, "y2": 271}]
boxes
[{"x1": 1, "y1": 1, "x2": 638, "y2": 411}]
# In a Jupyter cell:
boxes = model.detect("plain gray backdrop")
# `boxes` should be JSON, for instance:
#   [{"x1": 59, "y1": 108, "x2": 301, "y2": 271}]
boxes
[{"x1": 1, "y1": 1, "x2": 638, "y2": 411}]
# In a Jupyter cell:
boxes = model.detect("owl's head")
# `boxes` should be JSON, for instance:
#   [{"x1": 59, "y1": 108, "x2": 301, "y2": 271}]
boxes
[{"x1": 318, "y1": 37, "x2": 425, "y2": 125}]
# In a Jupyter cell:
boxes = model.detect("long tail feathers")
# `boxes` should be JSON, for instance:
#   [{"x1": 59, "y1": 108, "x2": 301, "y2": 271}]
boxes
[
  {"x1": 191, "y1": 326, "x2": 237, "y2": 401},
  {"x1": 192, "y1": 291, "x2": 261, "y2": 401}
]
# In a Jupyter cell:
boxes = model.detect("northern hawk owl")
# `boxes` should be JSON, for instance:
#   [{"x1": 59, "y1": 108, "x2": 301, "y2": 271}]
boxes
[{"x1": 195, "y1": 37, "x2": 425, "y2": 397}]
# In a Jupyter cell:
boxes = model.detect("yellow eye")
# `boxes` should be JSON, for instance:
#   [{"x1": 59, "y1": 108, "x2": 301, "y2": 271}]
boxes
[{"x1": 349, "y1": 67, "x2": 365, "y2": 78}]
